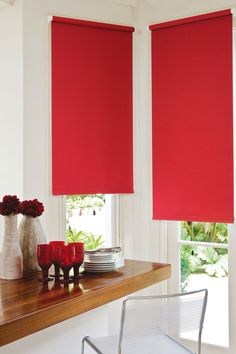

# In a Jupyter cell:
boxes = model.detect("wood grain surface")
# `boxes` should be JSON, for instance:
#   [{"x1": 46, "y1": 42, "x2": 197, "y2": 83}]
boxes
[{"x1": 0, "y1": 259, "x2": 171, "y2": 346}]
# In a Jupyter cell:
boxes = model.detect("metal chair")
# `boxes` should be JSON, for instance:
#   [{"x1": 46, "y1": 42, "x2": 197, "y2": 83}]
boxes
[{"x1": 82, "y1": 289, "x2": 208, "y2": 354}]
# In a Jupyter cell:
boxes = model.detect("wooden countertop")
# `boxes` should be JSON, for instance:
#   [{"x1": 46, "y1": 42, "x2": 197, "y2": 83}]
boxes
[{"x1": 0, "y1": 259, "x2": 171, "y2": 346}]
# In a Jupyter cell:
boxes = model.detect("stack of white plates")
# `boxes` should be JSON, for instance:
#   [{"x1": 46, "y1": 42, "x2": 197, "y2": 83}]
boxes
[{"x1": 84, "y1": 251, "x2": 124, "y2": 273}]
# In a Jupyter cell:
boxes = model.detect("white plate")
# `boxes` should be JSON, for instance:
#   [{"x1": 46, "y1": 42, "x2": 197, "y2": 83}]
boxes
[
  {"x1": 84, "y1": 259, "x2": 117, "y2": 264},
  {"x1": 84, "y1": 259, "x2": 124, "y2": 271},
  {"x1": 84, "y1": 263, "x2": 115, "y2": 267},
  {"x1": 86, "y1": 252, "x2": 118, "y2": 257},
  {"x1": 84, "y1": 258, "x2": 124, "y2": 266},
  {"x1": 84, "y1": 261, "x2": 117, "y2": 266},
  {"x1": 85, "y1": 268, "x2": 116, "y2": 272},
  {"x1": 85, "y1": 265, "x2": 115, "y2": 269},
  {"x1": 86, "y1": 255, "x2": 119, "y2": 262},
  {"x1": 86, "y1": 252, "x2": 120, "y2": 258}
]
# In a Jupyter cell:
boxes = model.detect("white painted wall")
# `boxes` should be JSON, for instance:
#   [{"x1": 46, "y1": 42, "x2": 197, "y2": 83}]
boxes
[
  {"x1": 0, "y1": 0, "x2": 15, "y2": 8},
  {"x1": 0, "y1": 0, "x2": 23, "y2": 248}
]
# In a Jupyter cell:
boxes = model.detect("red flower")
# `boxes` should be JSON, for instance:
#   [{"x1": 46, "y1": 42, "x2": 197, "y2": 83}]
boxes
[
  {"x1": 20, "y1": 199, "x2": 44, "y2": 218},
  {"x1": 0, "y1": 195, "x2": 21, "y2": 215}
]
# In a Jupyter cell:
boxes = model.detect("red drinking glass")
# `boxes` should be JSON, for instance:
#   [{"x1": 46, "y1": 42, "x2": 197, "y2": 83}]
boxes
[
  {"x1": 58, "y1": 245, "x2": 75, "y2": 284},
  {"x1": 49, "y1": 241, "x2": 65, "y2": 281},
  {"x1": 68, "y1": 242, "x2": 84, "y2": 280},
  {"x1": 37, "y1": 244, "x2": 53, "y2": 283}
]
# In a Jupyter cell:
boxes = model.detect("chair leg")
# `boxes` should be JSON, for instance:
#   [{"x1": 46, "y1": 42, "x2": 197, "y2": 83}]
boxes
[{"x1": 81, "y1": 337, "x2": 87, "y2": 354}]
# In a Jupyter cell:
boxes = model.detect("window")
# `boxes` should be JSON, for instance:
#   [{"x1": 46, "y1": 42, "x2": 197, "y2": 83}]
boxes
[
  {"x1": 167, "y1": 220, "x2": 232, "y2": 352},
  {"x1": 180, "y1": 222, "x2": 228, "y2": 347},
  {"x1": 66, "y1": 194, "x2": 118, "y2": 249}
]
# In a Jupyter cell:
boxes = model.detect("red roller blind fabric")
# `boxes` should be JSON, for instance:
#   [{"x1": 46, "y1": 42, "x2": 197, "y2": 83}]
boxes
[
  {"x1": 52, "y1": 17, "x2": 134, "y2": 195},
  {"x1": 150, "y1": 10, "x2": 234, "y2": 223}
]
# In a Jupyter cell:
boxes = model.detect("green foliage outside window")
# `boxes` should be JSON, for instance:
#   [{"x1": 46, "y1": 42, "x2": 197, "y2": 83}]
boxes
[
  {"x1": 181, "y1": 221, "x2": 228, "y2": 244},
  {"x1": 180, "y1": 222, "x2": 228, "y2": 291},
  {"x1": 66, "y1": 194, "x2": 105, "y2": 250},
  {"x1": 66, "y1": 225, "x2": 104, "y2": 250},
  {"x1": 181, "y1": 245, "x2": 192, "y2": 291}
]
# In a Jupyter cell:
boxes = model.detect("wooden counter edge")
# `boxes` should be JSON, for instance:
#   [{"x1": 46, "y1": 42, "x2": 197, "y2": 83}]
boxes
[{"x1": 1, "y1": 263, "x2": 171, "y2": 347}]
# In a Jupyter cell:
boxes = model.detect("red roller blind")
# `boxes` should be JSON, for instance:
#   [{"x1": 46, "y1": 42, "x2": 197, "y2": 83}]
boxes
[
  {"x1": 52, "y1": 17, "x2": 134, "y2": 195},
  {"x1": 150, "y1": 10, "x2": 234, "y2": 223}
]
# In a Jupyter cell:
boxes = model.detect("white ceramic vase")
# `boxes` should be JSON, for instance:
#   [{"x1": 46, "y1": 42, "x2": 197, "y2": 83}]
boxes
[
  {"x1": 1, "y1": 214, "x2": 23, "y2": 280},
  {"x1": 19, "y1": 216, "x2": 47, "y2": 273}
]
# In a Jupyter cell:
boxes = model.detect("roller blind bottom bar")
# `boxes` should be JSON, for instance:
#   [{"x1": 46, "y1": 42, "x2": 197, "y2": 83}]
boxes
[{"x1": 152, "y1": 214, "x2": 234, "y2": 224}]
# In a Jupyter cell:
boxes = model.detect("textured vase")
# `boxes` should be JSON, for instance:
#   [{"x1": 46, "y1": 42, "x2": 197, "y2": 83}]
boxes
[
  {"x1": 1, "y1": 214, "x2": 23, "y2": 280},
  {"x1": 19, "y1": 216, "x2": 47, "y2": 273}
]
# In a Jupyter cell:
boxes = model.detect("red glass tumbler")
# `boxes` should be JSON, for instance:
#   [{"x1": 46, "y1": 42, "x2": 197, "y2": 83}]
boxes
[
  {"x1": 37, "y1": 244, "x2": 53, "y2": 283},
  {"x1": 68, "y1": 242, "x2": 84, "y2": 280},
  {"x1": 58, "y1": 245, "x2": 75, "y2": 284},
  {"x1": 49, "y1": 241, "x2": 65, "y2": 281}
]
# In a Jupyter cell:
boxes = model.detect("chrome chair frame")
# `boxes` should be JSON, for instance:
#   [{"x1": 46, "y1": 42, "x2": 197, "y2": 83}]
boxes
[{"x1": 82, "y1": 289, "x2": 208, "y2": 354}]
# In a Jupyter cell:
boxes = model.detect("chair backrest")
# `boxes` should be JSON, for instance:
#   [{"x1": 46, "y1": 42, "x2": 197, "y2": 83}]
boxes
[{"x1": 118, "y1": 289, "x2": 208, "y2": 354}]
